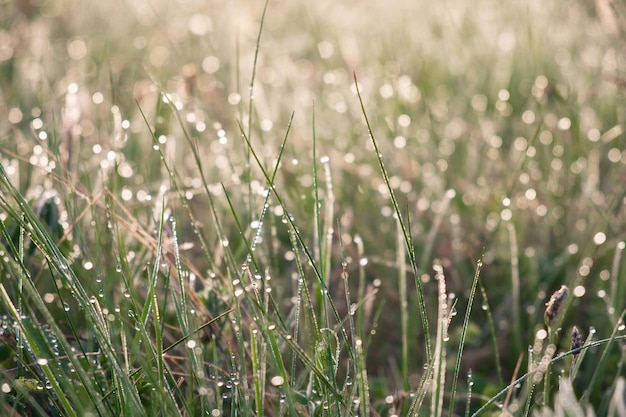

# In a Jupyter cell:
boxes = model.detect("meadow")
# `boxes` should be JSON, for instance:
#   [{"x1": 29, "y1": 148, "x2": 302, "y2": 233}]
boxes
[{"x1": 0, "y1": 0, "x2": 625, "y2": 415}]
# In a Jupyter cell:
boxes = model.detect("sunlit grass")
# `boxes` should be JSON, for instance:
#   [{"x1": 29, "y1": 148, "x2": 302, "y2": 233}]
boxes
[{"x1": 1, "y1": 0, "x2": 626, "y2": 415}]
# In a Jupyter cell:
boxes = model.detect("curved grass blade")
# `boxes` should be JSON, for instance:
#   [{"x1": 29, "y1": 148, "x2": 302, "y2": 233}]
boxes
[
  {"x1": 471, "y1": 334, "x2": 626, "y2": 416},
  {"x1": 352, "y1": 72, "x2": 432, "y2": 363}
]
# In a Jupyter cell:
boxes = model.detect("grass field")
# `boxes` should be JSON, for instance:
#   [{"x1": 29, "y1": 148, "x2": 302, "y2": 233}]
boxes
[{"x1": 0, "y1": 0, "x2": 625, "y2": 415}]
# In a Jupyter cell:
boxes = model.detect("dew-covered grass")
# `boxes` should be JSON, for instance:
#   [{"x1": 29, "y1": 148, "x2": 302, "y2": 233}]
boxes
[{"x1": 0, "y1": 0, "x2": 625, "y2": 415}]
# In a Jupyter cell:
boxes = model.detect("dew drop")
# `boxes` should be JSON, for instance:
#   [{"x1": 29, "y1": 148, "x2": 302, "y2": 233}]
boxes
[
  {"x1": 349, "y1": 304, "x2": 357, "y2": 316},
  {"x1": 270, "y1": 375, "x2": 284, "y2": 386}
]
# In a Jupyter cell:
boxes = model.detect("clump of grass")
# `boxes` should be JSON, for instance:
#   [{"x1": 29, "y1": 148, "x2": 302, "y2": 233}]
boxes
[{"x1": 1, "y1": 0, "x2": 626, "y2": 415}]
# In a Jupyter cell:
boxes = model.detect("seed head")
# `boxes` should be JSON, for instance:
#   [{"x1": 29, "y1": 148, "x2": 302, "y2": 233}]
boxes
[
  {"x1": 570, "y1": 326, "x2": 582, "y2": 357},
  {"x1": 544, "y1": 285, "x2": 569, "y2": 326},
  {"x1": 569, "y1": 326, "x2": 584, "y2": 381}
]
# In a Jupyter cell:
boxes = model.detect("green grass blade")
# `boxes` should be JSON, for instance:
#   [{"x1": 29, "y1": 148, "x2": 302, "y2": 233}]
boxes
[
  {"x1": 581, "y1": 308, "x2": 626, "y2": 407},
  {"x1": 448, "y1": 256, "x2": 483, "y2": 417},
  {"x1": 352, "y1": 73, "x2": 432, "y2": 363}
]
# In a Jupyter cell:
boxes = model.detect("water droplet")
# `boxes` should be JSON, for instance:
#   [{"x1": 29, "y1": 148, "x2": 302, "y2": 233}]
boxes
[
  {"x1": 270, "y1": 375, "x2": 284, "y2": 386},
  {"x1": 349, "y1": 304, "x2": 357, "y2": 315},
  {"x1": 63, "y1": 303, "x2": 70, "y2": 312}
]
